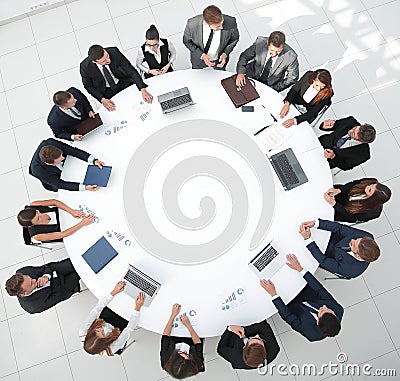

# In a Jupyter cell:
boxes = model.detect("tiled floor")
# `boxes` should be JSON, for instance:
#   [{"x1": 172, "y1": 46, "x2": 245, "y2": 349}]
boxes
[{"x1": 0, "y1": 0, "x2": 399, "y2": 380}]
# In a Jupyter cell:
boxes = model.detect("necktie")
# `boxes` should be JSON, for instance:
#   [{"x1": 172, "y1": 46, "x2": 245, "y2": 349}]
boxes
[
  {"x1": 69, "y1": 107, "x2": 81, "y2": 119},
  {"x1": 102, "y1": 65, "x2": 116, "y2": 88},
  {"x1": 259, "y1": 56, "x2": 273, "y2": 83},
  {"x1": 334, "y1": 135, "x2": 351, "y2": 148},
  {"x1": 204, "y1": 29, "x2": 214, "y2": 54}
]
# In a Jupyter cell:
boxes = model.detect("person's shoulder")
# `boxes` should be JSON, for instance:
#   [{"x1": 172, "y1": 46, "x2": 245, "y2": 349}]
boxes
[
  {"x1": 255, "y1": 36, "x2": 268, "y2": 45},
  {"x1": 187, "y1": 14, "x2": 202, "y2": 24},
  {"x1": 222, "y1": 14, "x2": 237, "y2": 27},
  {"x1": 282, "y1": 43, "x2": 298, "y2": 57},
  {"x1": 80, "y1": 56, "x2": 91, "y2": 68}
]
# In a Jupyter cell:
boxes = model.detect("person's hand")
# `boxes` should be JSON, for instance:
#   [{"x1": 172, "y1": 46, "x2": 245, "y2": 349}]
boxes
[
  {"x1": 70, "y1": 209, "x2": 86, "y2": 218},
  {"x1": 111, "y1": 281, "x2": 126, "y2": 296},
  {"x1": 179, "y1": 315, "x2": 191, "y2": 328},
  {"x1": 324, "y1": 149, "x2": 336, "y2": 159},
  {"x1": 171, "y1": 303, "x2": 181, "y2": 317},
  {"x1": 93, "y1": 159, "x2": 104, "y2": 169},
  {"x1": 202, "y1": 54, "x2": 215, "y2": 67},
  {"x1": 85, "y1": 185, "x2": 100, "y2": 191},
  {"x1": 37, "y1": 276, "x2": 50, "y2": 287},
  {"x1": 321, "y1": 119, "x2": 335, "y2": 130},
  {"x1": 280, "y1": 102, "x2": 290, "y2": 118},
  {"x1": 135, "y1": 292, "x2": 145, "y2": 310},
  {"x1": 141, "y1": 88, "x2": 153, "y2": 104},
  {"x1": 260, "y1": 279, "x2": 277, "y2": 296},
  {"x1": 149, "y1": 69, "x2": 162, "y2": 76},
  {"x1": 282, "y1": 118, "x2": 295, "y2": 128},
  {"x1": 217, "y1": 53, "x2": 227, "y2": 68},
  {"x1": 88, "y1": 111, "x2": 96, "y2": 118},
  {"x1": 229, "y1": 325, "x2": 245, "y2": 338},
  {"x1": 299, "y1": 223, "x2": 311, "y2": 239},
  {"x1": 326, "y1": 187, "x2": 340, "y2": 197},
  {"x1": 324, "y1": 191, "x2": 336, "y2": 206},
  {"x1": 101, "y1": 98, "x2": 116, "y2": 112},
  {"x1": 160, "y1": 63, "x2": 171, "y2": 74},
  {"x1": 301, "y1": 220, "x2": 316, "y2": 229},
  {"x1": 80, "y1": 215, "x2": 96, "y2": 226},
  {"x1": 236, "y1": 73, "x2": 246, "y2": 88},
  {"x1": 286, "y1": 253, "x2": 303, "y2": 272},
  {"x1": 73, "y1": 134, "x2": 83, "y2": 141}
]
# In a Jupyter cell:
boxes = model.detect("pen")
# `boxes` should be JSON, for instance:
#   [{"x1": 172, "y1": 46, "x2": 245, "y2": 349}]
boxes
[
  {"x1": 270, "y1": 113, "x2": 277, "y2": 122},
  {"x1": 254, "y1": 124, "x2": 273, "y2": 136}
]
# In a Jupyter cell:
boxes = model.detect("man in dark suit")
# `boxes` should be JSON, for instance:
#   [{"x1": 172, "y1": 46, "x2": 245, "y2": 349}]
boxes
[
  {"x1": 5, "y1": 258, "x2": 80, "y2": 314},
  {"x1": 319, "y1": 116, "x2": 376, "y2": 170},
  {"x1": 261, "y1": 254, "x2": 344, "y2": 342},
  {"x1": 217, "y1": 321, "x2": 280, "y2": 369},
  {"x1": 29, "y1": 138, "x2": 104, "y2": 192},
  {"x1": 183, "y1": 5, "x2": 239, "y2": 70},
  {"x1": 47, "y1": 87, "x2": 95, "y2": 141},
  {"x1": 300, "y1": 218, "x2": 380, "y2": 278},
  {"x1": 236, "y1": 31, "x2": 299, "y2": 92},
  {"x1": 80, "y1": 45, "x2": 153, "y2": 112}
]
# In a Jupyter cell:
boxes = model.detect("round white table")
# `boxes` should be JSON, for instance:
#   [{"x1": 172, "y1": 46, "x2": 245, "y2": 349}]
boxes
[{"x1": 59, "y1": 69, "x2": 333, "y2": 337}]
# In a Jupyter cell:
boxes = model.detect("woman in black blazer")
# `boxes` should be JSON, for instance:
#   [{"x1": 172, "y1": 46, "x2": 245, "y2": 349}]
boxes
[
  {"x1": 280, "y1": 69, "x2": 333, "y2": 127},
  {"x1": 324, "y1": 178, "x2": 391, "y2": 223}
]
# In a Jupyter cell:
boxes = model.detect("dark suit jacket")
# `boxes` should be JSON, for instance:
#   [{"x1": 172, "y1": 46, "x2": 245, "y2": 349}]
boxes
[
  {"x1": 217, "y1": 321, "x2": 280, "y2": 369},
  {"x1": 47, "y1": 87, "x2": 93, "y2": 141},
  {"x1": 236, "y1": 36, "x2": 299, "y2": 92},
  {"x1": 319, "y1": 116, "x2": 370, "y2": 170},
  {"x1": 333, "y1": 179, "x2": 382, "y2": 223},
  {"x1": 306, "y1": 219, "x2": 372, "y2": 278},
  {"x1": 29, "y1": 138, "x2": 90, "y2": 192},
  {"x1": 183, "y1": 14, "x2": 239, "y2": 69},
  {"x1": 284, "y1": 70, "x2": 333, "y2": 124},
  {"x1": 16, "y1": 259, "x2": 77, "y2": 314},
  {"x1": 80, "y1": 47, "x2": 147, "y2": 101},
  {"x1": 273, "y1": 271, "x2": 344, "y2": 342}
]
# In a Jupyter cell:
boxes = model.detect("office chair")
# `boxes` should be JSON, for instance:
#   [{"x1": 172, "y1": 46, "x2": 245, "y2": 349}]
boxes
[
  {"x1": 294, "y1": 100, "x2": 332, "y2": 128},
  {"x1": 22, "y1": 227, "x2": 54, "y2": 250},
  {"x1": 324, "y1": 272, "x2": 351, "y2": 281}
]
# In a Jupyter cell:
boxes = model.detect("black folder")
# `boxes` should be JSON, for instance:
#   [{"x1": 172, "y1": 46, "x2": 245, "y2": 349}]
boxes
[
  {"x1": 82, "y1": 236, "x2": 118, "y2": 273},
  {"x1": 76, "y1": 113, "x2": 102, "y2": 135}
]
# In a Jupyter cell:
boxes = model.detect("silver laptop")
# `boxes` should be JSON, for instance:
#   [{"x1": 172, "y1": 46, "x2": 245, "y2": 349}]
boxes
[
  {"x1": 123, "y1": 264, "x2": 161, "y2": 307},
  {"x1": 248, "y1": 242, "x2": 286, "y2": 279},
  {"x1": 158, "y1": 87, "x2": 194, "y2": 114}
]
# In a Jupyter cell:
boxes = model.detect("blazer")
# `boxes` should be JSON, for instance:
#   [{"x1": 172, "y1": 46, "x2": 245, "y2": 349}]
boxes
[
  {"x1": 16, "y1": 259, "x2": 78, "y2": 314},
  {"x1": 217, "y1": 321, "x2": 280, "y2": 369},
  {"x1": 284, "y1": 70, "x2": 333, "y2": 124},
  {"x1": 80, "y1": 47, "x2": 147, "y2": 102},
  {"x1": 333, "y1": 179, "x2": 383, "y2": 223},
  {"x1": 29, "y1": 138, "x2": 90, "y2": 192},
  {"x1": 183, "y1": 14, "x2": 239, "y2": 69},
  {"x1": 47, "y1": 87, "x2": 93, "y2": 141},
  {"x1": 306, "y1": 219, "x2": 372, "y2": 278},
  {"x1": 236, "y1": 36, "x2": 299, "y2": 92},
  {"x1": 319, "y1": 116, "x2": 370, "y2": 170},
  {"x1": 273, "y1": 271, "x2": 344, "y2": 342}
]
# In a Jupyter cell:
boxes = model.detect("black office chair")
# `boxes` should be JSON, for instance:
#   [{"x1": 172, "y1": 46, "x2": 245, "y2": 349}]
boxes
[
  {"x1": 22, "y1": 227, "x2": 54, "y2": 250},
  {"x1": 324, "y1": 272, "x2": 351, "y2": 281},
  {"x1": 295, "y1": 100, "x2": 332, "y2": 128}
]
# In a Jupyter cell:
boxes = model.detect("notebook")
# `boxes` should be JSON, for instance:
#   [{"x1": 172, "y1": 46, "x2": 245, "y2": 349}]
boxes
[
  {"x1": 83, "y1": 165, "x2": 112, "y2": 187},
  {"x1": 248, "y1": 242, "x2": 286, "y2": 279},
  {"x1": 82, "y1": 236, "x2": 118, "y2": 274},
  {"x1": 76, "y1": 113, "x2": 103, "y2": 135},
  {"x1": 221, "y1": 74, "x2": 260, "y2": 108},
  {"x1": 157, "y1": 87, "x2": 194, "y2": 114}
]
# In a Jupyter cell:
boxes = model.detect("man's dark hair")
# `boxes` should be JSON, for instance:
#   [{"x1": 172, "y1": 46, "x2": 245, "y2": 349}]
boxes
[
  {"x1": 358, "y1": 124, "x2": 376, "y2": 144},
  {"x1": 39, "y1": 145, "x2": 63, "y2": 164},
  {"x1": 318, "y1": 312, "x2": 341, "y2": 337},
  {"x1": 243, "y1": 342, "x2": 267, "y2": 368},
  {"x1": 203, "y1": 5, "x2": 223, "y2": 25},
  {"x1": 5, "y1": 273, "x2": 25, "y2": 296},
  {"x1": 88, "y1": 44, "x2": 105, "y2": 61},
  {"x1": 268, "y1": 31, "x2": 286, "y2": 47},
  {"x1": 53, "y1": 91, "x2": 72, "y2": 107},
  {"x1": 358, "y1": 237, "x2": 380, "y2": 262}
]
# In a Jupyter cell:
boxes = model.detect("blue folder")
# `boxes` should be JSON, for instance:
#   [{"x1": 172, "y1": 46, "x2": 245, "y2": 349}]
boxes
[
  {"x1": 83, "y1": 165, "x2": 112, "y2": 187},
  {"x1": 82, "y1": 236, "x2": 118, "y2": 273}
]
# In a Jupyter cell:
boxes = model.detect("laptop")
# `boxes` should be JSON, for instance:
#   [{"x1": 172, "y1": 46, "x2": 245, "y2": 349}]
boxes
[
  {"x1": 268, "y1": 148, "x2": 308, "y2": 191},
  {"x1": 82, "y1": 236, "x2": 118, "y2": 274},
  {"x1": 76, "y1": 113, "x2": 103, "y2": 135},
  {"x1": 123, "y1": 264, "x2": 161, "y2": 307},
  {"x1": 83, "y1": 165, "x2": 112, "y2": 187},
  {"x1": 158, "y1": 87, "x2": 194, "y2": 114},
  {"x1": 248, "y1": 242, "x2": 286, "y2": 279}
]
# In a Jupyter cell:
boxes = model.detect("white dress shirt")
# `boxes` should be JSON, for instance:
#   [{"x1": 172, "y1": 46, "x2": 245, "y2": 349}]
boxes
[
  {"x1": 136, "y1": 39, "x2": 176, "y2": 74},
  {"x1": 59, "y1": 106, "x2": 81, "y2": 119},
  {"x1": 303, "y1": 85, "x2": 319, "y2": 103},
  {"x1": 202, "y1": 21, "x2": 222, "y2": 60}
]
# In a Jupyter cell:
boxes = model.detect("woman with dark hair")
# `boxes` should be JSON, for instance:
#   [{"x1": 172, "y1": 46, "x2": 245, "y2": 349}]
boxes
[
  {"x1": 79, "y1": 281, "x2": 145, "y2": 356},
  {"x1": 17, "y1": 199, "x2": 94, "y2": 243},
  {"x1": 324, "y1": 178, "x2": 391, "y2": 223},
  {"x1": 160, "y1": 303, "x2": 205, "y2": 379},
  {"x1": 136, "y1": 24, "x2": 176, "y2": 78},
  {"x1": 280, "y1": 69, "x2": 334, "y2": 127}
]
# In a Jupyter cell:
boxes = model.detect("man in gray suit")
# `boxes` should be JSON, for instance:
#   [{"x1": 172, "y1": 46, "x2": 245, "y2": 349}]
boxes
[
  {"x1": 236, "y1": 31, "x2": 299, "y2": 92},
  {"x1": 183, "y1": 5, "x2": 239, "y2": 70}
]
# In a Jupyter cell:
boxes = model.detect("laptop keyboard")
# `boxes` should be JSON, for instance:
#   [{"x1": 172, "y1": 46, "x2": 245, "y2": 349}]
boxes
[
  {"x1": 253, "y1": 246, "x2": 279, "y2": 271},
  {"x1": 275, "y1": 154, "x2": 299, "y2": 185},
  {"x1": 124, "y1": 270, "x2": 157, "y2": 296},
  {"x1": 161, "y1": 94, "x2": 192, "y2": 111}
]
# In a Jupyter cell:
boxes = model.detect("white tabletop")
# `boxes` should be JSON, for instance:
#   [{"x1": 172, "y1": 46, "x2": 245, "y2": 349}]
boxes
[{"x1": 59, "y1": 69, "x2": 333, "y2": 337}]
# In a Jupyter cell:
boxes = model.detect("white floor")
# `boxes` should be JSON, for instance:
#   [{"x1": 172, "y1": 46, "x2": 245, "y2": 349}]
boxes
[{"x1": 0, "y1": 0, "x2": 400, "y2": 380}]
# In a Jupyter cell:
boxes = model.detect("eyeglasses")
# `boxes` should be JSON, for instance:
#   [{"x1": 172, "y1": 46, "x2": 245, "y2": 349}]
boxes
[
  {"x1": 146, "y1": 42, "x2": 159, "y2": 47},
  {"x1": 249, "y1": 336, "x2": 265, "y2": 343}
]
